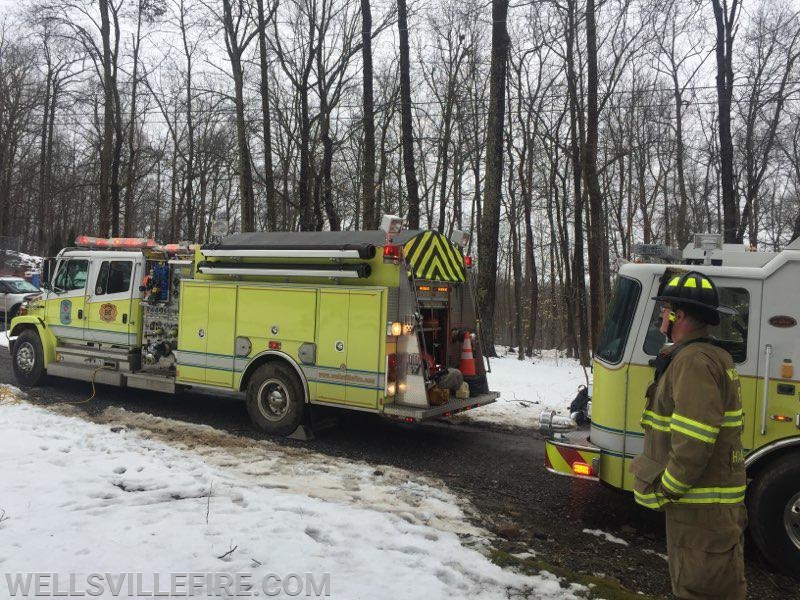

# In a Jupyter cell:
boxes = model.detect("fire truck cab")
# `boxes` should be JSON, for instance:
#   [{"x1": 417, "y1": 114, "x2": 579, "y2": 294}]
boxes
[{"x1": 545, "y1": 234, "x2": 800, "y2": 574}]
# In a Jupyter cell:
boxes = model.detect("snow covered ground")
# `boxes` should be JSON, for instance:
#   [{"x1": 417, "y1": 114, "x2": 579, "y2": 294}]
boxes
[
  {"x1": 0, "y1": 385, "x2": 594, "y2": 600},
  {"x1": 456, "y1": 348, "x2": 589, "y2": 430}
]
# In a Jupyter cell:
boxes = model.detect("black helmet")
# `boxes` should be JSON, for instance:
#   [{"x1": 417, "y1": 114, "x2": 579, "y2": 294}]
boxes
[{"x1": 652, "y1": 270, "x2": 736, "y2": 326}]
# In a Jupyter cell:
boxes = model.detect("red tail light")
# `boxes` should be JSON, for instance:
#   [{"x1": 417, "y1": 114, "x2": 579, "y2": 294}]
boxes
[
  {"x1": 464, "y1": 255, "x2": 473, "y2": 268},
  {"x1": 383, "y1": 245, "x2": 401, "y2": 261}
]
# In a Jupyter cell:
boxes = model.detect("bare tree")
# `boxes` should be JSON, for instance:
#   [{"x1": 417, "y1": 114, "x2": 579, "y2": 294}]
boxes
[
  {"x1": 737, "y1": 3, "x2": 800, "y2": 246},
  {"x1": 711, "y1": 0, "x2": 740, "y2": 243},
  {"x1": 360, "y1": 0, "x2": 376, "y2": 229},
  {"x1": 397, "y1": 0, "x2": 421, "y2": 228},
  {"x1": 220, "y1": 0, "x2": 258, "y2": 232},
  {"x1": 256, "y1": 0, "x2": 278, "y2": 230},
  {"x1": 476, "y1": 0, "x2": 510, "y2": 358}
]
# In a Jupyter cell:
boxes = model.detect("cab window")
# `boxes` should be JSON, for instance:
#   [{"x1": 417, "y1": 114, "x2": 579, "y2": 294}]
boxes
[
  {"x1": 596, "y1": 276, "x2": 641, "y2": 364},
  {"x1": 643, "y1": 287, "x2": 750, "y2": 363},
  {"x1": 53, "y1": 259, "x2": 89, "y2": 292},
  {"x1": 94, "y1": 261, "x2": 132, "y2": 295}
]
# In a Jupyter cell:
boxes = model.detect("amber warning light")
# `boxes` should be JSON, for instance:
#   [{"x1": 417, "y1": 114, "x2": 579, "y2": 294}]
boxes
[{"x1": 572, "y1": 462, "x2": 594, "y2": 477}]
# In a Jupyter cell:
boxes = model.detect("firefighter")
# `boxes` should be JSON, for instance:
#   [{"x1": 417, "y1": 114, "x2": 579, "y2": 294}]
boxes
[{"x1": 631, "y1": 270, "x2": 746, "y2": 600}]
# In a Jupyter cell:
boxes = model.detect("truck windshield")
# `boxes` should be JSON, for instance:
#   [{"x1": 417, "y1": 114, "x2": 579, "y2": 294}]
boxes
[
  {"x1": 595, "y1": 276, "x2": 641, "y2": 364},
  {"x1": 4, "y1": 279, "x2": 38, "y2": 293}
]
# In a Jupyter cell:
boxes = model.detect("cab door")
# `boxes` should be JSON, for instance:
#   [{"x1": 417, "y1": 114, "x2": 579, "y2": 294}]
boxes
[
  {"x1": 46, "y1": 257, "x2": 90, "y2": 342},
  {"x1": 85, "y1": 258, "x2": 142, "y2": 346}
]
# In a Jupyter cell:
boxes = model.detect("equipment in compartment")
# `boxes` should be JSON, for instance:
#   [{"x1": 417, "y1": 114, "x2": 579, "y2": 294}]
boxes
[
  {"x1": 147, "y1": 263, "x2": 171, "y2": 303},
  {"x1": 418, "y1": 306, "x2": 448, "y2": 375},
  {"x1": 140, "y1": 260, "x2": 192, "y2": 366}
]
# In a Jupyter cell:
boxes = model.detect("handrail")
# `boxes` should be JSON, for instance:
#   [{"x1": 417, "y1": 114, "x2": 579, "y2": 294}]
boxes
[{"x1": 761, "y1": 344, "x2": 772, "y2": 435}]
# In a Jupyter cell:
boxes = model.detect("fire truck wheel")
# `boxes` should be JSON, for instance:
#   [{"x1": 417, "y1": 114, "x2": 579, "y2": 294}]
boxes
[
  {"x1": 747, "y1": 452, "x2": 800, "y2": 574},
  {"x1": 246, "y1": 363, "x2": 304, "y2": 436},
  {"x1": 12, "y1": 329, "x2": 45, "y2": 387}
]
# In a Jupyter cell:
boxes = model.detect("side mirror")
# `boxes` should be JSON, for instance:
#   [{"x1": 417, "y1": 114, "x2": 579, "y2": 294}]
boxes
[{"x1": 41, "y1": 258, "x2": 55, "y2": 291}]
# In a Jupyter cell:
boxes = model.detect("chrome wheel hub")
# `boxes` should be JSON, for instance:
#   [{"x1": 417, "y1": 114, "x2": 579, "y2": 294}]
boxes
[
  {"x1": 15, "y1": 342, "x2": 35, "y2": 374},
  {"x1": 257, "y1": 379, "x2": 290, "y2": 422},
  {"x1": 786, "y1": 491, "x2": 800, "y2": 551}
]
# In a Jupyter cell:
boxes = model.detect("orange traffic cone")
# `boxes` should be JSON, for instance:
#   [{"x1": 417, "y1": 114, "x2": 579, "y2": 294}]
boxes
[{"x1": 459, "y1": 332, "x2": 477, "y2": 376}]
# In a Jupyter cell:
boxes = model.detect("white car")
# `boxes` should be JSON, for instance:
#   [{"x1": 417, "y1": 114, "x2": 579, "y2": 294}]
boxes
[{"x1": 0, "y1": 277, "x2": 40, "y2": 323}]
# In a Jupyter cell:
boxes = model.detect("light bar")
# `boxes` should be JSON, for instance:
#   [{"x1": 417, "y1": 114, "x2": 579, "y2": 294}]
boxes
[
  {"x1": 201, "y1": 248, "x2": 365, "y2": 259},
  {"x1": 197, "y1": 266, "x2": 364, "y2": 279},
  {"x1": 155, "y1": 243, "x2": 194, "y2": 254},
  {"x1": 75, "y1": 236, "x2": 157, "y2": 249}
]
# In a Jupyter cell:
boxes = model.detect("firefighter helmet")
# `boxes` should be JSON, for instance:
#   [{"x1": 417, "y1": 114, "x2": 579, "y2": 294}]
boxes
[{"x1": 653, "y1": 270, "x2": 736, "y2": 326}]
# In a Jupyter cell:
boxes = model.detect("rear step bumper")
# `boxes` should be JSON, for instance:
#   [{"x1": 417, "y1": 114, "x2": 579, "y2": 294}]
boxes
[
  {"x1": 544, "y1": 437, "x2": 601, "y2": 480},
  {"x1": 383, "y1": 391, "x2": 498, "y2": 420}
]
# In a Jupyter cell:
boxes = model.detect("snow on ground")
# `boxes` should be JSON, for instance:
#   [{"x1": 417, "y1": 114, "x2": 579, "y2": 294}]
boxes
[
  {"x1": 0, "y1": 386, "x2": 593, "y2": 600},
  {"x1": 582, "y1": 529, "x2": 629, "y2": 547},
  {"x1": 455, "y1": 348, "x2": 589, "y2": 430}
]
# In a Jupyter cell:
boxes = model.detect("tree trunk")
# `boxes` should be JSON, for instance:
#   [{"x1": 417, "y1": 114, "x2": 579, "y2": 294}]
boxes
[
  {"x1": 360, "y1": 0, "x2": 376, "y2": 229},
  {"x1": 583, "y1": 0, "x2": 604, "y2": 352},
  {"x1": 566, "y1": 0, "x2": 589, "y2": 364},
  {"x1": 223, "y1": 0, "x2": 256, "y2": 232},
  {"x1": 37, "y1": 62, "x2": 52, "y2": 252},
  {"x1": 123, "y1": 2, "x2": 144, "y2": 237},
  {"x1": 256, "y1": 0, "x2": 277, "y2": 230},
  {"x1": 99, "y1": 0, "x2": 115, "y2": 235},
  {"x1": 397, "y1": 0, "x2": 421, "y2": 228},
  {"x1": 476, "y1": 0, "x2": 510, "y2": 359},
  {"x1": 711, "y1": 0, "x2": 739, "y2": 243}
]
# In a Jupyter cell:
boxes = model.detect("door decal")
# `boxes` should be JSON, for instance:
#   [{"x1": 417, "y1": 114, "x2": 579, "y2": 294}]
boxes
[
  {"x1": 99, "y1": 303, "x2": 118, "y2": 322},
  {"x1": 60, "y1": 300, "x2": 72, "y2": 324}
]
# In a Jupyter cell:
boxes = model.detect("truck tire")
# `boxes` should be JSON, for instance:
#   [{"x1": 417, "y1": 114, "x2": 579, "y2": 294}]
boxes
[
  {"x1": 12, "y1": 329, "x2": 46, "y2": 387},
  {"x1": 748, "y1": 452, "x2": 800, "y2": 575},
  {"x1": 246, "y1": 362, "x2": 304, "y2": 436}
]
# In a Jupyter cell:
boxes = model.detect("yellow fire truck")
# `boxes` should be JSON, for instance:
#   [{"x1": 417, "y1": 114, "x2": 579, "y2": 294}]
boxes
[
  {"x1": 544, "y1": 234, "x2": 800, "y2": 574},
  {"x1": 8, "y1": 217, "x2": 497, "y2": 436}
]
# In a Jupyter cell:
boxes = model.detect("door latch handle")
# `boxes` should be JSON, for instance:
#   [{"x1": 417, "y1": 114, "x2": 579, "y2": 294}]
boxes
[
  {"x1": 122, "y1": 314, "x2": 128, "y2": 324},
  {"x1": 77, "y1": 309, "x2": 84, "y2": 319}
]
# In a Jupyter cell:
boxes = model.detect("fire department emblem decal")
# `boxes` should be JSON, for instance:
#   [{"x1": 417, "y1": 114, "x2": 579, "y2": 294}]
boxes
[
  {"x1": 59, "y1": 300, "x2": 72, "y2": 325},
  {"x1": 99, "y1": 303, "x2": 118, "y2": 322}
]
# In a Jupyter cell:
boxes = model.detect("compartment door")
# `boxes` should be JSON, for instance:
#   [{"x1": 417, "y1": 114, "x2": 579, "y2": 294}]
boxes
[
  {"x1": 177, "y1": 283, "x2": 209, "y2": 383},
  {"x1": 205, "y1": 286, "x2": 236, "y2": 387},
  {"x1": 315, "y1": 290, "x2": 349, "y2": 404},
  {"x1": 346, "y1": 290, "x2": 384, "y2": 408}
]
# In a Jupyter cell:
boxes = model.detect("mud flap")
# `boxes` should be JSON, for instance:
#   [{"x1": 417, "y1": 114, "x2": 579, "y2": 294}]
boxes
[{"x1": 545, "y1": 439, "x2": 601, "y2": 480}]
